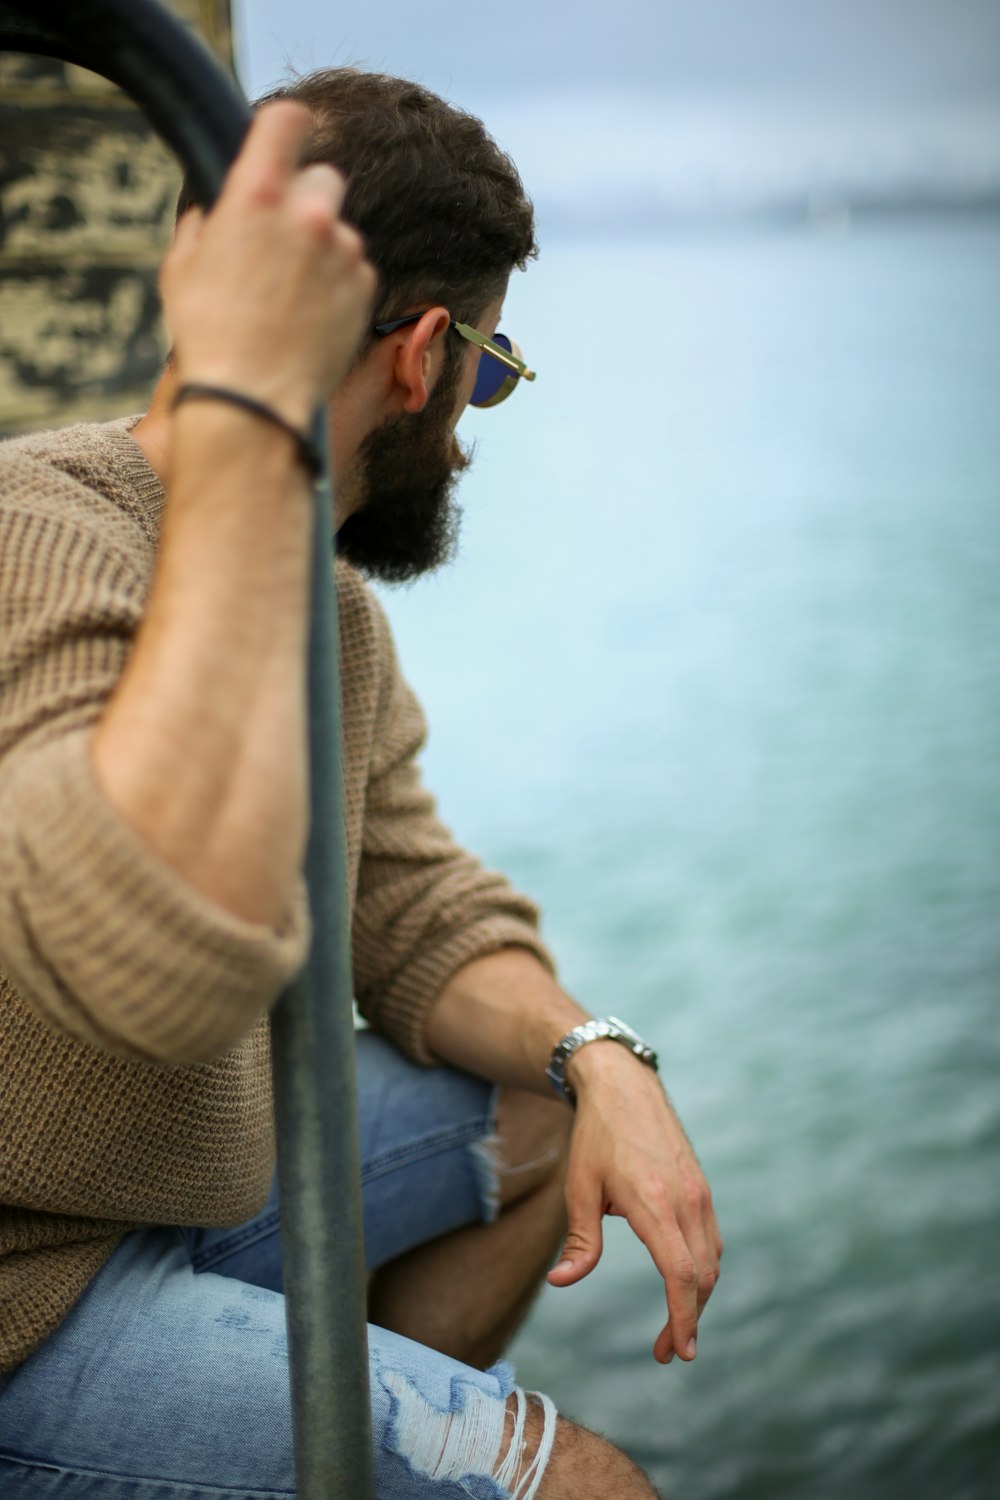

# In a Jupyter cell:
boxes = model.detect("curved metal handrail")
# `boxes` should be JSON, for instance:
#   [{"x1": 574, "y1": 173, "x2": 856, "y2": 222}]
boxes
[{"x1": 0, "y1": 4, "x2": 373, "y2": 1495}]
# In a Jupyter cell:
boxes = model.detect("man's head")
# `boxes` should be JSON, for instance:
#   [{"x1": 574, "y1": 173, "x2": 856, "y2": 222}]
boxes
[
  {"x1": 257, "y1": 70, "x2": 536, "y2": 340},
  {"x1": 179, "y1": 67, "x2": 536, "y2": 330},
  {"x1": 176, "y1": 70, "x2": 536, "y2": 581}
]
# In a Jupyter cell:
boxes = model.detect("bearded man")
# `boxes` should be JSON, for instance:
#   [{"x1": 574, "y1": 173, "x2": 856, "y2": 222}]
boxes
[{"x1": 0, "y1": 68, "x2": 722, "y2": 1499}]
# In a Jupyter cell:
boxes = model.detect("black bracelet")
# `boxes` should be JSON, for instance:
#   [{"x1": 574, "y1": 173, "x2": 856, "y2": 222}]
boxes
[{"x1": 171, "y1": 383, "x2": 324, "y2": 479}]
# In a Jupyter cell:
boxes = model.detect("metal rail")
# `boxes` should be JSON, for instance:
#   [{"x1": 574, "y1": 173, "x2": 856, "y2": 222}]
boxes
[{"x1": 0, "y1": 3, "x2": 374, "y2": 1494}]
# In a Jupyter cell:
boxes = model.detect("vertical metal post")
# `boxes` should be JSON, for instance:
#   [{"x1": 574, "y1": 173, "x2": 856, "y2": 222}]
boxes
[
  {"x1": 270, "y1": 430, "x2": 375, "y2": 1496},
  {"x1": 0, "y1": 4, "x2": 375, "y2": 1495}
]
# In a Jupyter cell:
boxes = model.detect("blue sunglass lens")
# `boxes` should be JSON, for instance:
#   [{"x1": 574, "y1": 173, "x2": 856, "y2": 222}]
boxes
[{"x1": 471, "y1": 333, "x2": 515, "y2": 406}]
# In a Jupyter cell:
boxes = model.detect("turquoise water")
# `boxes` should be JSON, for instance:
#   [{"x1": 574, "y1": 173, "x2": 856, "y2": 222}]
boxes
[{"x1": 378, "y1": 217, "x2": 1000, "y2": 1498}]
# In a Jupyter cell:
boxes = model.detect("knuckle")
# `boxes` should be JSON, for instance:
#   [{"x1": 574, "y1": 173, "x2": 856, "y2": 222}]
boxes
[
  {"x1": 698, "y1": 1266, "x2": 719, "y2": 1296},
  {"x1": 677, "y1": 1167, "x2": 710, "y2": 1214},
  {"x1": 244, "y1": 162, "x2": 286, "y2": 208},
  {"x1": 674, "y1": 1257, "x2": 698, "y2": 1289},
  {"x1": 682, "y1": 1179, "x2": 703, "y2": 1214}
]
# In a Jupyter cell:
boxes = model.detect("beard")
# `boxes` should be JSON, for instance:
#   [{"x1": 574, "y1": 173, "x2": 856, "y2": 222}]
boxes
[{"x1": 334, "y1": 353, "x2": 473, "y2": 583}]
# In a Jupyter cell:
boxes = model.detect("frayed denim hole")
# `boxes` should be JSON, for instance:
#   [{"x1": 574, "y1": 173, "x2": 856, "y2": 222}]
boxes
[
  {"x1": 376, "y1": 1355, "x2": 555, "y2": 1500},
  {"x1": 484, "y1": 1360, "x2": 516, "y2": 1400},
  {"x1": 379, "y1": 1365, "x2": 509, "y2": 1498}
]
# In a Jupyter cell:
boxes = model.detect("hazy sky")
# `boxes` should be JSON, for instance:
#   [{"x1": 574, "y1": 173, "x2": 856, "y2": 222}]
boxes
[
  {"x1": 235, "y1": 1, "x2": 1000, "y2": 220},
  {"x1": 237, "y1": 0, "x2": 1000, "y2": 108}
]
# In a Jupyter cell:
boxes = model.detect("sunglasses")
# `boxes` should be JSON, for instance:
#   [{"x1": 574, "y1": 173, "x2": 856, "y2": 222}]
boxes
[{"x1": 373, "y1": 312, "x2": 536, "y2": 408}]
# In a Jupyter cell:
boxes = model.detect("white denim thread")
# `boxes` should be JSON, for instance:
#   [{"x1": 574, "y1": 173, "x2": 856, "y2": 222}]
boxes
[{"x1": 384, "y1": 1370, "x2": 557, "y2": 1498}]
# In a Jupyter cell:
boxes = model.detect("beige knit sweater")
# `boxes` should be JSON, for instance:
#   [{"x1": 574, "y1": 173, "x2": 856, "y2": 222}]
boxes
[{"x1": 0, "y1": 418, "x2": 551, "y2": 1373}]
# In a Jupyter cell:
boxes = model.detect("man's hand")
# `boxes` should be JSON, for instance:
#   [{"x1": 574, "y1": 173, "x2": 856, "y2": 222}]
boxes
[
  {"x1": 546, "y1": 1042, "x2": 723, "y2": 1363},
  {"x1": 425, "y1": 948, "x2": 722, "y2": 1365},
  {"x1": 161, "y1": 101, "x2": 376, "y2": 428}
]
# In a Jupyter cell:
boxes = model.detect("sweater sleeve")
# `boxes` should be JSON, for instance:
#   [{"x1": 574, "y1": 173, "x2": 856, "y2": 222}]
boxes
[
  {"x1": 0, "y1": 453, "x2": 308, "y2": 1064},
  {"x1": 351, "y1": 588, "x2": 555, "y2": 1064}
]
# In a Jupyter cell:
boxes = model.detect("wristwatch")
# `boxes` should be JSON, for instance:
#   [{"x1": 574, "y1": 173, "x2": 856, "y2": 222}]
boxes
[{"x1": 545, "y1": 1016, "x2": 659, "y2": 1105}]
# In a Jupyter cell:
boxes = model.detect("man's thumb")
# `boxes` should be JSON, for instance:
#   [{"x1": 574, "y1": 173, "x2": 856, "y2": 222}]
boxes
[{"x1": 547, "y1": 1204, "x2": 603, "y2": 1287}]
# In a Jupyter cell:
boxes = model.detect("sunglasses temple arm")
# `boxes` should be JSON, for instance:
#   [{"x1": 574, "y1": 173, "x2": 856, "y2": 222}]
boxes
[{"x1": 452, "y1": 321, "x2": 535, "y2": 380}]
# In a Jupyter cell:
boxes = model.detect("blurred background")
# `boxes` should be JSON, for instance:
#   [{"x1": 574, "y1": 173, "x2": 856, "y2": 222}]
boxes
[
  {"x1": 4, "y1": 1, "x2": 999, "y2": 1494},
  {"x1": 239, "y1": 5, "x2": 1000, "y2": 1495}
]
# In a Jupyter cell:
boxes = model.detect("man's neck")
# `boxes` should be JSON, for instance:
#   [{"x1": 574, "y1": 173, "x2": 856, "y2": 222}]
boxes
[{"x1": 131, "y1": 367, "x2": 177, "y2": 486}]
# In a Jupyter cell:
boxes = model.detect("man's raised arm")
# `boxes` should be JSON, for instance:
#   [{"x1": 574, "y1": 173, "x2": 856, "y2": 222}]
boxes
[
  {"x1": 92, "y1": 102, "x2": 374, "y2": 929},
  {"x1": 0, "y1": 105, "x2": 374, "y2": 1065}
]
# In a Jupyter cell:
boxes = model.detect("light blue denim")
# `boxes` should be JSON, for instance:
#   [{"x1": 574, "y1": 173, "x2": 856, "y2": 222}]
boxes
[{"x1": 0, "y1": 1030, "x2": 551, "y2": 1498}]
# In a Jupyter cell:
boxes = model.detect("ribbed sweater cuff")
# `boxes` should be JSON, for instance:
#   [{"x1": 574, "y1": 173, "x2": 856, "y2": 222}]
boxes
[
  {"x1": 369, "y1": 920, "x2": 556, "y2": 1066},
  {"x1": 11, "y1": 733, "x2": 309, "y2": 1062}
]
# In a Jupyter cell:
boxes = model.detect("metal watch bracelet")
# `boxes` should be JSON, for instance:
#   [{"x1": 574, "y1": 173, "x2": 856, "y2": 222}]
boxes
[{"x1": 545, "y1": 1016, "x2": 659, "y2": 1105}]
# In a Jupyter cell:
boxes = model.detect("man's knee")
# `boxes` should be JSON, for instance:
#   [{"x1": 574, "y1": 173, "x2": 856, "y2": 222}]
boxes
[{"x1": 494, "y1": 1087, "x2": 573, "y2": 1208}]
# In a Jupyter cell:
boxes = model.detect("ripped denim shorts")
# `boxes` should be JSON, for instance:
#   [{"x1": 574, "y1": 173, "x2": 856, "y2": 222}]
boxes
[{"x1": 0, "y1": 1030, "x2": 557, "y2": 1499}]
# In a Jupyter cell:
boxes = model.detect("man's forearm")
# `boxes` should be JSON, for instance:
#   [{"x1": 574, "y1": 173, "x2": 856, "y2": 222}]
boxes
[
  {"x1": 426, "y1": 946, "x2": 612, "y2": 1097},
  {"x1": 90, "y1": 403, "x2": 312, "y2": 928},
  {"x1": 89, "y1": 105, "x2": 374, "y2": 933}
]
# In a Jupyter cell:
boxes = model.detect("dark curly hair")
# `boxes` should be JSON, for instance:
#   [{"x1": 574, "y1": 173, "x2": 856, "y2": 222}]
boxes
[{"x1": 178, "y1": 67, "x2": 538, "y2": 338}]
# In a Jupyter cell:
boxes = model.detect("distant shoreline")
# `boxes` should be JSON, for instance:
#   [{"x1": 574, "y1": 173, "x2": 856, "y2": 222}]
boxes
[{"x1": 534, "y1": 199, "x2": 1000, "y2": 240}]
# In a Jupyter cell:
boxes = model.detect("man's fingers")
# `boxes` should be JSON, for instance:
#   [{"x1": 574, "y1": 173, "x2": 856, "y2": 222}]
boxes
[
  {"x1": 653, "y1": 1322, "x2": 676, "y2": 1365},
  {"x1": 680, "y1": 1213, "x2": 720, "y2": 1317},
  {"x1": 225, "y1": 100, "x2": 315, "y2": 204},
  {"x1": 646, "y1": 1205, "x2": 721, "y2": 1362},
  {"x1": 664, "y1": 1248, "x2": 701, "y2": 1360},
  {"x1": 671, "y1": 1171, "x2": 723, "y2": 1318},
  {"x1": 547, "y1": 1172, "x2": 604, "y2": 1287},
  {"x1": 630, "y1": 1210, "x2": 702, "y2": 1361}
]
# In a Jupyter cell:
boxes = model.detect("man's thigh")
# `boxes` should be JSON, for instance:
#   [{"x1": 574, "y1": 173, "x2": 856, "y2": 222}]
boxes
[
  {"x1": 0, "y1": 1225, "x2": 542, "y2": 1500},
  {"x1": 183, "y1": 1028, "x2": 500, "y2": 1290}
]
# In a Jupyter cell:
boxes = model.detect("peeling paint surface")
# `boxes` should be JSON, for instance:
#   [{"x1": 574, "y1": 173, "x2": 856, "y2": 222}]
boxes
[
  {"x1": 0, "y1": 266, "x2": 163, "y2": 429},
  {"x1": 1, "y1": 106, "x2": 179, "y2": 256},
  {"x1": 0, "y1": 1, "x2": 233, "y2": 435}
]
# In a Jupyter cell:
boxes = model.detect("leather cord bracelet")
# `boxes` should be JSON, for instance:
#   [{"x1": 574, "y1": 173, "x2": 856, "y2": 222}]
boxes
[{"x1": 171, "y1": 383, "x2": 324, "y2": 480}]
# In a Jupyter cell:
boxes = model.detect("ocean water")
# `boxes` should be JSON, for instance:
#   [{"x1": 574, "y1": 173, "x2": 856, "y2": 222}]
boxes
[{"x1": 377, "y1": 216, "x2": 1000, "y2": 1499}]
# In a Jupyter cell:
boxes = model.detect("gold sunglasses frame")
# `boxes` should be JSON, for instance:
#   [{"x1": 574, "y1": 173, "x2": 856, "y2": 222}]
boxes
[{"x1": 373, "y1": 312, "x2": 536, "y2": 408}]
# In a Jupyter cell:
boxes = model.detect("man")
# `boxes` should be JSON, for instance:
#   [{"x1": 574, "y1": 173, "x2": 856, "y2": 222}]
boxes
[{"x1": 0, "y1": 69, "x2": 721, "y2": 1497}]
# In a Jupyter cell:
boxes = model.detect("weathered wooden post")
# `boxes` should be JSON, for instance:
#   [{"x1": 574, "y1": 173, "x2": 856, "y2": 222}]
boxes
[{"x1": 0, "y1": 3, "x2": 234, "y2": 435}]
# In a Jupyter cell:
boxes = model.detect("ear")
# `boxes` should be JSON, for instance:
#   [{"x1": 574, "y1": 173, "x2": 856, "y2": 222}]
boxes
[{"x1": 391, "y1": 307, "x2": 452, "y2": 413}]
